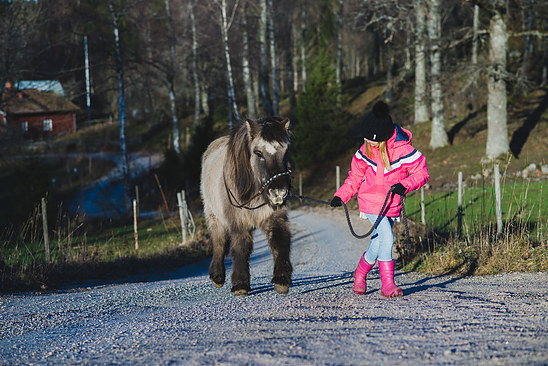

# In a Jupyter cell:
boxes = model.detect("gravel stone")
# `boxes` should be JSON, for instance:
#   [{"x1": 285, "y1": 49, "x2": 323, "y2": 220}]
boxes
[{"x1": 0, "y1": 207, "x2": 546, "y2": 365}]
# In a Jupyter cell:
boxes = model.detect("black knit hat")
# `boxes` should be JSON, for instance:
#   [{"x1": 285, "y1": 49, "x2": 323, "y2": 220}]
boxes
[{"x1": 361, "y1": 101, "x2": 395, "y2": 142}]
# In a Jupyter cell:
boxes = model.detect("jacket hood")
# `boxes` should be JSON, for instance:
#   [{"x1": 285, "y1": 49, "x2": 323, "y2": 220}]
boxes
[{"x1": 387, "y1": 125, "x2": 413, "y2": 149}]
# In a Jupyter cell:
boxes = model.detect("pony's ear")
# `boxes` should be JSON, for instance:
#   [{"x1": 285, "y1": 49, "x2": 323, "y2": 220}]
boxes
[
  {"x1": 246, "y1": 119, "x2": 259, "y2": 138},
  {"x1": 282, "y1": 118, "x2": 291, "y2": 131}
]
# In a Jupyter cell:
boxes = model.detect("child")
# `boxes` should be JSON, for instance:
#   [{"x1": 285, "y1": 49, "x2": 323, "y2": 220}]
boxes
[{"x1": 330, "y1": 101, "x2": 429, "y2": 297}]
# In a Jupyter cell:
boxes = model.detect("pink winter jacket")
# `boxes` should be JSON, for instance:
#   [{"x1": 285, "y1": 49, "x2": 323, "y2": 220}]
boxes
[{"x1": 334, "y1": 125, "x2": 429, "y2": 217}]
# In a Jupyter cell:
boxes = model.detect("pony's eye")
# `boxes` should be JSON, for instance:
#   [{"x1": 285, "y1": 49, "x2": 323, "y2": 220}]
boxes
[{"x1": 254, "y1": 150, "x2": 264, "y2": 159}]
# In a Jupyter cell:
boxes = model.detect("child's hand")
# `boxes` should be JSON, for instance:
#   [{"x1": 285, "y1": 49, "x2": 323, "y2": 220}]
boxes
[
  {"x1": 330, "y1": 196, "x2": 343, "y2": 207},
  {"x1": 391, "y1": 183, "x2": 406, "y2": 195}
]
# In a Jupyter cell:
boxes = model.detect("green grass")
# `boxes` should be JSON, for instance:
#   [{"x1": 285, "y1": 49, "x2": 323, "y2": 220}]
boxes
[
  {"x1": 404, "y1": 179, "x2": 546, "y2": 241},
  {"x1": 0, "y1": 215, "x2": 211, "y2": 292},
  {"x1": 399, "y1": 178, "x2": 547, "y2": 276}
]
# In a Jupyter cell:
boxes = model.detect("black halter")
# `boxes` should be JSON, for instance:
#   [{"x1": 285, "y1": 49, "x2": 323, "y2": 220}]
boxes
[{"x1": 224, "y1": 169, "x2": 292, "y2": 210}]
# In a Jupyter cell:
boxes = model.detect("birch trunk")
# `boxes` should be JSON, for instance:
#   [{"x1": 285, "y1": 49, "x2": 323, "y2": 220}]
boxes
[
  {"x1": 486, "y1": 9, "x2": 509, "y2": 159},
  {"x1": 300, "y1": 5, "x2": 307, "y2": 91},
  {"x1": 200, "y1": 82, "x2": 210, "y2": 116},
  {"x1": 518, "y1": 0, "x2": 533, "y2": 92},
  {"x1": 427, "y1": 0, "x2": 449, "y2": 149},
  {"x1": 241, "y1": 11, "x2": 257, "y2": 118},
  {"x1": 292, "y1": 29, "x2": 299, "y2": 91},
  {"x1": 268, "y1": 0, "x2": 279, "y2": 115},
  {"x1": 217, "y1": 0, "x2": 240, "y2": 129},
  {"x1": 414, "y1": 0, "x2": 429, "y2": 123},
  {"x1": 336, "y1": 0, "x2": 343, "y2": 85},
  {"x1": 259, "y1": 0, "x2": 273, "y2": 115},
  {"x1": 109, "y1": 2, "x2": 131, "y2": 215},
  {"x1": 165, "y1": 0, "x2": 180, "y2": 153},
  {"x1": 189, "y1": 1, "x2": 201, "y2": 128},
  {"x1": 472, "y1": 4, "x2": 479, "y2": 65}
]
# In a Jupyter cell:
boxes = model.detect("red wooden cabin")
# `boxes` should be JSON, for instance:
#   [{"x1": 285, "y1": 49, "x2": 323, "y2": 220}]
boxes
[{"x1": 0, "y1": 86, "x2": 80, "y2": 139}]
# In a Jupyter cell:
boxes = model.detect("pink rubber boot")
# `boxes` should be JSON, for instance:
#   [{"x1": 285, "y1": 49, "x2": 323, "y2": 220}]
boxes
[
  {"x1": 352, "y1": 256, "x2": 375, "y2": 295},
  {"x1": 378, "y1": 260, "x2": 403, "y2": 298}
]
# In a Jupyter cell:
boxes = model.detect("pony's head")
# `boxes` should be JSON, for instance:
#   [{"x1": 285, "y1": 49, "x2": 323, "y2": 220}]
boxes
[{"x1": 228, "y1": 116, "x2": 292, "y2": 207}]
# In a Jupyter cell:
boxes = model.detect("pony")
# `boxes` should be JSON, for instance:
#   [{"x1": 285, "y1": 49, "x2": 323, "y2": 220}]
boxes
[{"x1": 200, "y1": 117, "x2": 293, "y2": 296}]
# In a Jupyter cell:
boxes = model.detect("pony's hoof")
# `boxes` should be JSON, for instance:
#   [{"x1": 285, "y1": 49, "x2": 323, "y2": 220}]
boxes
[
  {"x1": 233, "y1": 289, "x2": 249, "y2": 296},
  {"x1": 212, "y1": 281, "x2": 224, "y2": 288},
  {"x1": 274, "y1": 284, "x2": 289, "y2": 294}
]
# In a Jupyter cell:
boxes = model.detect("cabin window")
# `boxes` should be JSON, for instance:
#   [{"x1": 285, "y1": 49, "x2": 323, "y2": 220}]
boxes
[
  {"x1": 21, "y1": 121, "x2": 28, "y2": 132},
  {"x1": 42, "y1": 119, "x2": 53, "y2": 131}
]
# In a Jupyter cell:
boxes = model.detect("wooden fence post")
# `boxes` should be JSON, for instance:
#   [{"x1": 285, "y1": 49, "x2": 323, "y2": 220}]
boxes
[
  {"x1": 177, "y1": 191, "x2": 188, "y2": 244},
  {"x1": 135, "y1": 185, "x2": 140, "y2": 219},
  {"x1": 41, "y1": 197, "x2": 51, "y2": 264},
  {"x1": 133, "y1": 199, "x2": 139, "y2": 251},
  {"x1": 494, "y1": 164, "x2": 503, "y2": 237},
  {"x1": 336, "y1": 165, "x2": 340, "y2": 190},
  {"x1": 299, "y1": 174, "x2": 303, "y2": 202},
  {"x1": 457, "y1": 171, "x2": 463, "y2": 237},
  {"x1": 420, "y1": 186, "x2": 426, "y2": 225}
]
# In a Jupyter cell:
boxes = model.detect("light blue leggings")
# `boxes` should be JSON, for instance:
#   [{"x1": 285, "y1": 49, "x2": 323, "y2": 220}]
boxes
[{"x1": 362, "y1": 213, "x2": 395, "y2": 264}]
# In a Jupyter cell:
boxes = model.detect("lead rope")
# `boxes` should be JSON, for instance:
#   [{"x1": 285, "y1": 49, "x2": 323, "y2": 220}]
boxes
[{"x1": 289, "y1": 187, "x2": 412, "y2": 248}]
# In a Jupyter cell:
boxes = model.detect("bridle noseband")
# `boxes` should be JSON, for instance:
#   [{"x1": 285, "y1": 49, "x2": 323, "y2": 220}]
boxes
[{"x1": 224, "y1": 169, "x2": 292, "y2": 210}]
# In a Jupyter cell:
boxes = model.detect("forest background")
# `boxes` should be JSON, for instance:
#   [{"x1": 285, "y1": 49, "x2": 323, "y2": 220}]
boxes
[{"x1": 0, "y1": 0, "x2": 547, "y2": 291}]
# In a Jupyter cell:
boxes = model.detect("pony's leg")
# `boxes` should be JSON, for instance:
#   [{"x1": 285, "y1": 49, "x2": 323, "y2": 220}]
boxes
[
  {"x1": 229, "y1": 228, "x2": 254, "y2": 296},
  {"x1": 208, "y1": 214, "x2": 229, "y2": 288},
  {"x1": 262, "y1": 211, "x2": 292, "y2": 294}
]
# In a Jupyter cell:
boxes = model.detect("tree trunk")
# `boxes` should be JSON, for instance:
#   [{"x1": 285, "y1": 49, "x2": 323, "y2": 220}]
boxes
[
  {"x1": 486, "y1": 9, "x2": 509, "y2": 159},
  {"x1": 518, "y1": 0, "x2": 533, "y2": 93},
  {"x1": 217, "y1": 0, "x2": 240, "y2": 129},
  {"x1": 241, "y1": 10, "x2": 257, "y2": 118},
  {"x1": 385, "y1": 25, "x2": 393, "y2": 103},
  {"x1": 109, "y1": 2, "x2": 131, "y2": 215},
  {"x1": 336, "y1": 0, "x2": 343, "y2": 85},
  {"x1": 189, "y1": 1, "x2": 201, "y2": 128},
  {"x1": 427, "y1": 0, "x2": 449, "y2": 149},
  {"x1": 542, "y1": 20, "x2": 548, "y2": 86},
  {"x1": 268, "y1": 0, "x2": 279, "y2": 115},
  {"x1": 414, "y1": 0, "x2": 429, "y2": 124},
  {"x1": 165, "y1": 0, "x2": 180, "y2": 153},
  {"x1": 300, "y1": 5, "x2": 307, "y2": 91},
  {"x1": 472, "y1": 4, "x2": 479, "y2": 65},
  {"x1": 259, "y1": 0, "x2": 273, "y2": 115},
  {"x1": 200, "y1": 82, "x2": 210, "y2": 117}
]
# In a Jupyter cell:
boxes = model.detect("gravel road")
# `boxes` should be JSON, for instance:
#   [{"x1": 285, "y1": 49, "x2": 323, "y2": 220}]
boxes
[{"x1": 1, "y1": 207, "x2": 546, "y2": 365}]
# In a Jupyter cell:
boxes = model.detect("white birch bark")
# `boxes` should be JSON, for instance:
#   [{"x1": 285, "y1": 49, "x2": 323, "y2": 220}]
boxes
[
  {"x1": 300, "y1": 5, "x2": 307, "y2": 91},
  {"x1": 165, "y1": 0, "x2": 180, "y2": 153},
  {"x1": 427, "y1": 0, "x2": 449, "y2": 149},
  {"x1": 472, "y1": 4, "x2": 479, "y2": 65},
  {"x1": 414, "y1": 0, "x2": 429, "y2": 123},
  {"x1": 241, "y1": 11, "x2": 257, "y2": 118},
  {"x1": 108, "y1": 1, "x2": 131, "y2": 215},
  {"x1": 259, "y1": 0, "x2": 273, "y2": 115},
  {"x1": 216, "y1": 0, "x2": 240, "y2": 129},
  {"x1": 336, "y1": 0, "x2": 343, "y2": 85},
  {"x1": 200, "y1": 82, "x2": 210, "y2": 117},
  {"x1": 268, "y1": 0, "x2": 279, "y2": 115},
  {"x1": 292, "y1": 28, "x2": 299, "y2": 91},
  {"x1": 486, "y1": 9, "x2": 509, "y2": 159},
  {"x1": 189, "y1": 1, "x2": 201, "y2": 128}
]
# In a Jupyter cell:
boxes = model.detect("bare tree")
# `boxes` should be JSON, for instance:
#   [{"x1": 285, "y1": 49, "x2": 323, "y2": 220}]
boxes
[
  {"x1": 211, "y1": 0, "x2": 241, "y2": 130},
  {"x1": 472, "y1": 4, "x2": 479, "y2": 65},
  {"x1": 259, "y1": 0, "x2": 273, "y2": 115},
  {"x1": 268, "y1": 0, "x2": 279, "y2": 115},
  {"x1": 108, "y1": 1, "x2": 131, "y2": 215},
  {"x1": 189, "y1": 1, "x2": 202, "y2": 128},
  {"x1": 164, "y1": 0, "x2": 181, "y2": 153},
  {"x1": 414, "y1": 0, "x2": 429, "y2": 123},
  {"x1": 0, "y1": 1, "x2": 42, "y2": 97},
  {"x1": 240, "y1": 5, "x2": 257, "y2": 118},
  {"x1": 427, "y1": 0, "x2": 448, "y2": 149}
]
